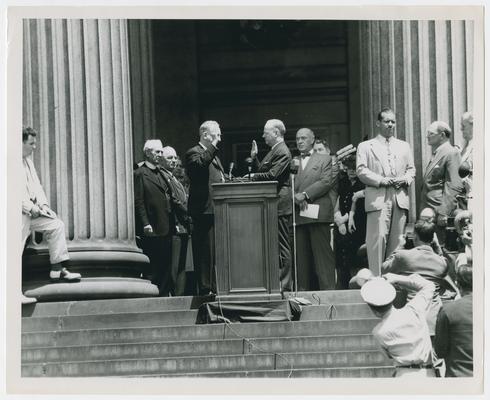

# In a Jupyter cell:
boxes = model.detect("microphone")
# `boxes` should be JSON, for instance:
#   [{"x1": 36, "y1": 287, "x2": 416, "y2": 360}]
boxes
[
  {"x1": 245, "y1": 157, "x2": 253, "y2": 179},
  {"x1": 228, "y1": 162, "x2": 235, "y2": 180},
  {"x1": 290, "y1": 157, "x2": 300, "y2": 175}
]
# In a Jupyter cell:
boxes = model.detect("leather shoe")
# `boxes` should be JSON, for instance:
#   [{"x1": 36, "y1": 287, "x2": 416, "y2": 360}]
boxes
[
  {"x1": 50, "y1": 268, "x2": 81, "y2": 282},
  {"x1": 21, "y1": 294, "x2": 37, "y2": 305}
]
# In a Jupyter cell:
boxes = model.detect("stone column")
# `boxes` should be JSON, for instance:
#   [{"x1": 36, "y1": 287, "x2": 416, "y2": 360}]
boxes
[
  {"x1": 357, "y1": 20, "x2": 474, "y2": 218},
  {"x1": 128, "y1": 20, "x2": 156, "y2": 163},
  {"x1": 22, "y1": 19, "x2": 158, "y2": 300}
]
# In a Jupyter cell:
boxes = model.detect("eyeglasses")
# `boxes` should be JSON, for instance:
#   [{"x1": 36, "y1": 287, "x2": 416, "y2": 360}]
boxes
[{"x1": 426, "y1": 131, "x2": 440, "y2": 138}]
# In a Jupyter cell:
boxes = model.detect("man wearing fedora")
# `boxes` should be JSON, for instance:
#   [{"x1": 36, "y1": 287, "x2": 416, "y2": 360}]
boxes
[{"x1": 359, "y1": 272, "x2": 436, "y2": 377}]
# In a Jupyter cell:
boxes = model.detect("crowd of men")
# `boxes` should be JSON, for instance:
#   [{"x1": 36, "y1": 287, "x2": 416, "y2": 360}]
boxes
[{"x1": 21, "y1": 106, "x2": 474, "y2": 377}]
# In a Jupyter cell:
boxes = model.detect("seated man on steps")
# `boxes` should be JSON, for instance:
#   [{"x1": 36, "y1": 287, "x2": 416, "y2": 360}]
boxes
[{"x1": 22, "y1": 127, "x2": 81, "y2": 304}]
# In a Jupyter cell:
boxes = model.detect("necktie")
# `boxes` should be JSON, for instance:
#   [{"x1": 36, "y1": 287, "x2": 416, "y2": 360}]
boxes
[{"x1": 385, "y1": 138, "x2": 396, "y2": 176}]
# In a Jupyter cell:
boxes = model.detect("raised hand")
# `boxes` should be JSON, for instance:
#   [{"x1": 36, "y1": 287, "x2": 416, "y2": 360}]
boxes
[{"x1": 251, "y1": 140, "x2": 258, "y2": 159}]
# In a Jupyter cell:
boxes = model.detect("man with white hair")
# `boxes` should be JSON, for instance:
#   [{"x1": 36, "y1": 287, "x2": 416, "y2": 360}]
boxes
[
  {"x1": 185, "y1": 121, "x2": 226, "y2": 295},
  {"x1": 160, "y1": 145, "x2": 190, "y2": 296},
  {"x1": 420, "y1": 121, "x2": 463, "y2": 240},
  {"x1": 250, "y1": 119, "x2": 293, "y2": 294},
  {"x1": 134, "y1": 139, "x2": 179, "y2": 296}
]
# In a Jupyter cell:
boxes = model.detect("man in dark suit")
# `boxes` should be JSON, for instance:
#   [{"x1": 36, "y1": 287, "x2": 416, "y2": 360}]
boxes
[
  {"x1": 434, "y1": 264, "x2": 473, "y2": 377},
  {"x1": 293, "y1": 128, "x2": 336, "y2": 290},
  {"x1": 185, "y1": 121, "x2": 226, "y2": 295},
  {"x1": 161, "y1": 146, "x2": 191, "y2": 296},
  {"x1": 249, "y1": 119, "x2": 293, "y2": 293},
  {"x1": 420, "y1": 121, "x2": 464, "y2": 241},
  {"x1": 134, "y1": 140, "x2": 187, "y2": 296},
  {"x1": 382, "y1": 219, "x2": 448, "y2": 335}
]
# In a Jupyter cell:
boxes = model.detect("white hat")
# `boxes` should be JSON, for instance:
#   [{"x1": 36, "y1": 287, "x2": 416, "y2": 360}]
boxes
[
  {"x1": 348, "y1": 268, "x2": 374, "y2": 289},
  {"x1": 360, "y1": 277, "x2": 396, "y2": 306}
]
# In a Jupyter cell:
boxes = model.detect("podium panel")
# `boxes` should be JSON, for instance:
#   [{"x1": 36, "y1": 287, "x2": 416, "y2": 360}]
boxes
[{"x1": 212, "y1": 181, "x2": 280, "y2": 296}]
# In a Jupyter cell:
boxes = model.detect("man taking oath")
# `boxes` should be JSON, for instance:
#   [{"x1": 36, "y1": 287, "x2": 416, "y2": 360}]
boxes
[
  {"x1": 293, "y1": 128, "x2": 336, "y2": 290},
  {"x1": 249, "y1": 119, "x2": 293, "y2": 294},
  {"x1": 356, "y1": 108, "x2": 415, "y2": 275}
]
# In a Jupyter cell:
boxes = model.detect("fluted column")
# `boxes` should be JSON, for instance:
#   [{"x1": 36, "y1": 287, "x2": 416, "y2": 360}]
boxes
[
  {"x1": 357, "y1": 20, "x2": 474, "y2": 217},
  {"x1": 22, "y1": 19, "x2": 157, "y2": 300},
  {"x1": 128, "y1": 20, "x2": 156, "y2": 162}
]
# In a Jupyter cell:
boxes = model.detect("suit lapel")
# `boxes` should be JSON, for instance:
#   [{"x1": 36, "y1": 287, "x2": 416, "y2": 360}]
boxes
[
  {"x1": 143, "y1": 166, "x2": 168, "y2": 194},
  {"x1": 369, "y1": 139, "x2": 390, "y2": 176},
  {"x1": 259, "y1": 144, "x2": 276, "y2": 169},
  {"x1": 424, "y1": 142, "x2": 448, "y2": 178}
]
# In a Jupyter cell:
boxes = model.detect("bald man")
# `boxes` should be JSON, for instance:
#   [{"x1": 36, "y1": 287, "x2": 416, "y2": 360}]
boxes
[
  {"x1": 250, "y1": 119, "x2": 293, "y2": 293},
  {"x1": 160, "y1": 146, "x2": 190, "y2": 296},
  {"x1": 293, "y1": 128, "x2": 336, "y2": 290},
  {"x1": 185, "y1": 121, "x2": 226, "y2": 295},
  {"x1": 420, "y1": 121, "x2": 463, "y2": 239}
]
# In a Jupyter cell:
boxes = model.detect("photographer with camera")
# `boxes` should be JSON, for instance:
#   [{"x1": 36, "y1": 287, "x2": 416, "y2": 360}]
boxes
[{"x1": 382, "y1": 219, "x2": 448, "y2": 336}]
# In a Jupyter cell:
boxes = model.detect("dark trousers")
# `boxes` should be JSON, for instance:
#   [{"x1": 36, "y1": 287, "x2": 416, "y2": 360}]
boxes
[
  {"x1": 140, "y1": 235, "x2": 173, "y2": 296},
  {"x1": 191, "y1": 213, "x2": 215, "y2": 295},
  {"x1": 296, "y1": 223, "x2": 336, "y2": 291},
  {"x1": 278, "y1": 214, "x2": 293, "y2": 292}
]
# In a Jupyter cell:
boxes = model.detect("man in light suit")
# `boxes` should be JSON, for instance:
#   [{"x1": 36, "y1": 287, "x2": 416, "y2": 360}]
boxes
[
  {"x1": 22, "y1": 127, "x2": 81, "y2": 304},
  {"x1": 356, "y1": 108, "x2": 415, "y2": 275},
  {"x1": 382, "y1": 219, "x2": 448, "y2": 335},
  {"x1": 420, "y1": 121, "x2": 463, "y2": 240},
  {"x1": 185, "y1": 121, "x2": 226, "y2": 295},
  {"x1": 250, "y1": 119, "x2": 293, "y2": 293},
  {"x1": 459, "y1": 112, "x2": 473, "y2": 209},
  {"x1": 293, "y1": 128, "x2": 336, "y2": 290}
]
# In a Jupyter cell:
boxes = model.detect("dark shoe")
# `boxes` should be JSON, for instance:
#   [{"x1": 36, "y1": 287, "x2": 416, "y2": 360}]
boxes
[{"x1": 50, "y1": 268, "x2": 81, "y2": 282}]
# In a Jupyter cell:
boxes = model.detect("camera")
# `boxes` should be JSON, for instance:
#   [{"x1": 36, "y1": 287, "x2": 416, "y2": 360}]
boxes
[
  {"x1": 403, "y1": 223, "x2": 415, "y2": 249},
  {"x1": 444, "y1": 216, "x2": 460, "y2": 252}
]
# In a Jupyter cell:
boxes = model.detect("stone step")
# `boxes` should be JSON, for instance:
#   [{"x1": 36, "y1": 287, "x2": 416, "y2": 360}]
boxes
[
  {"x1": 22, "y1": 310, "x2": 199, "y2": 333},
  {"x1": 132, "y1": 366, "x2": 395, "y2": 378},
  {"x1": 21, "y1": 295, "x2": 212, "y2": 318},
  {"x1": 22, "y1": 334, "x2": 378, "y2": 363},
  {"x1": 22, "y1": 318, "x2": 379, "y2": 348},
  {"x1": 299, "y1": 303, "x2": 374, "y2": 321},
  {"x1": 295, "y1": 290, "x2": 362, "y2": 305},
  {"x1": 22, "y1": 350, "x2": 391, "y2": 377},
  {"x1": 22, "y1": 302, "x2": 374, "y2": 333},
  {"x1": 22, "y1": 290, "x2": 363, "y2": 318}
]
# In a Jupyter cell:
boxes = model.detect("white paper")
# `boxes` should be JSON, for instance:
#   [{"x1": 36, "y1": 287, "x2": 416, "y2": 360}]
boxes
[{"x1": 299, "y1": 203, "x2": 319, "y2": 219}]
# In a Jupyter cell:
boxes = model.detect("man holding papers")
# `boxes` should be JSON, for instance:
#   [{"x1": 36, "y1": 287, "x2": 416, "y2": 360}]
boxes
[{"x1": 294, "y1": 128, "x2": 336, "y2": 290}]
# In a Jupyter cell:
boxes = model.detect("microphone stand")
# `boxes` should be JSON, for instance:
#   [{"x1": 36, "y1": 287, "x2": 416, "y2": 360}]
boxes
[
  {"x1": 290, "y1": 158, "x2": 300, "y2": 297},
  {"x1": 291, "y1": 172, "x2": 298, "y2": 297}
]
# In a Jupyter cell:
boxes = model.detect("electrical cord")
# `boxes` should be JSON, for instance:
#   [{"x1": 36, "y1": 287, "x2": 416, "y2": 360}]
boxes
[{"x1": 213, "y1": 263, "x2": 296, "y2": 377}]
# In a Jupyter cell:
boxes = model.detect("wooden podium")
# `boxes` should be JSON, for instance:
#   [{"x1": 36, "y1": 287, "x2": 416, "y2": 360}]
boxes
[{"x1": 212, "y1": 181, "x2": 280, "y2": 297}]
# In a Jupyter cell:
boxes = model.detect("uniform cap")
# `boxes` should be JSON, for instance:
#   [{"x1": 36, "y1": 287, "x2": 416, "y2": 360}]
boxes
[
  {"x1": 348, "y1": 268, "x2": 374, "y2": 289},
  {"x1": 360, "y1": 277, "x2": 396, "y2": 306}
]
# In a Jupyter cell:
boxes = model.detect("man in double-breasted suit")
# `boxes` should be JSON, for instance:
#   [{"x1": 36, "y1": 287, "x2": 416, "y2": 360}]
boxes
[
  {"x1": 185, "y1": 121, "x2": 226, "y2": 295},
  {"x1": 134, "y1": 139, "x2": 187, "y2": 296},
  {"x1": 420, "y1": 121, "x2": 463, "y2": 240},
  {"x1": 293, "y1": 128, "x2": 336, "y2": 290},
  {"x1": 250, "y1": 119, "x2": 293, "y2": 293},
  {"x1": 356, "y1": 108, "x2": 415, "y2": 275}
]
